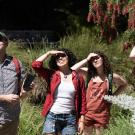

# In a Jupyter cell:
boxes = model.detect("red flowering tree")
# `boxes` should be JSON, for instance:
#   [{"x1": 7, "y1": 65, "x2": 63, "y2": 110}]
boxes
[{"x1": 87, "y1": 0, "x2": 135, "y2": 44}]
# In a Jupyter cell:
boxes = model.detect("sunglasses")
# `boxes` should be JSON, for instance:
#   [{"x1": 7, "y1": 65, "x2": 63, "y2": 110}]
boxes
[
  {"x1": 55, "y1": 53, "x2": 67, "y2": 59},
  {"x1": 90, "y1": 55, "x2": 100, "y2": 62}
]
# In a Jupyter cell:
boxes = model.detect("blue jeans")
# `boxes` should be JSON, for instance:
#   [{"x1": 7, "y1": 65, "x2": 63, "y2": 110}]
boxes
[{"x1": 42, "y1": 111, "x2": 77, "y2": 135}]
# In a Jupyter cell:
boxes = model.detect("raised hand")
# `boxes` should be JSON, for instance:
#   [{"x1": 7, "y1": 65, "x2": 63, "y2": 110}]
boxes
[
  {"x1": 48, "y1": 50, "x2": 65, "y2": 56},
  {"x1": 78, "y1": 122, "x2": 84, "y2": 135},
  {"x1": 87, "y1": 53, "x2": 98, "y2": 61},
  {"x1": 35, "y1": 50, "x2": 65, "y2": 62}
]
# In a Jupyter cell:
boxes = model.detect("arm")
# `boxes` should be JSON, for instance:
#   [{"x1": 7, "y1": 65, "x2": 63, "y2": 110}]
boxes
[
  {"x1": 35, "y1": 51, "x2": 50, "y2": 62},
  {"x1": 129, "y1": 46, "x2": 135, "y2": 62},
  {"x1": 71, "y1": 56, "x2": 89, "y2": 82},
  {"x1": 71, "y1": 58, "x2": 88, "y2": 71},
  {"x1": 19, "y1": 61, "x2": 28, "y2": 98},
  {"x1": 78, "y1": 75, "x2": 87, "y2": 134},
  {"x1": 71, "y1": 59, "x2": 88, "y2": 80},
  {"x1": 35, "y1": 50, "x2": 64, "y2": 62},
  {"x1": 71, "y1": 53, "x2": 98, "y2": 78},
  {"x1": 113, "y1": 73, "x2": 127, "y2": 95},
  {"x1": 71, "y1": 52, "x2": 98, "y2": 71},
  {"x1": 19, "y1": 82, "x2": 35, "y2": 99},
  {"x1": 78, "y1": 115, "x2": 85, "y2": 134},
  {"x1": 32, "y1": 50, "x2": 64, "y2": 79},
  {"x1": 0, "y1": 94, "x2": 20, "y2": 104}
]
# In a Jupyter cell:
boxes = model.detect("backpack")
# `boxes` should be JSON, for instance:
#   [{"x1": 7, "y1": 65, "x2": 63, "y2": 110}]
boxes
[
  {"x1": 12, "y1": 57, "x2": 21, "y2": 78},
  {"x1": 12, "y1": 57, "x2": 21, "y2": 95},
  {"x1": 86, "y1": 72, "x2": 113, "y2": 95}
]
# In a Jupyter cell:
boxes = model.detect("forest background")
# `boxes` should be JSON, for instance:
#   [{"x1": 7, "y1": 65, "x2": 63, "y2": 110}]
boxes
[{"x1": 4, "y1": 0, "x2": 135, "y2": 134}]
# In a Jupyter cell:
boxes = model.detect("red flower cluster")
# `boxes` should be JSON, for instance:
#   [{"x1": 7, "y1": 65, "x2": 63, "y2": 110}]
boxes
[{"x1": 87, "y1": 0, "x2": 135, "y2": 43}]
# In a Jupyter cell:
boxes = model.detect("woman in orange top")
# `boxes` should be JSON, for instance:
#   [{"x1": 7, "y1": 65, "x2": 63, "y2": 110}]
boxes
[{"x1": 72, "y1": 51, "x2": 127, "y2": 135}]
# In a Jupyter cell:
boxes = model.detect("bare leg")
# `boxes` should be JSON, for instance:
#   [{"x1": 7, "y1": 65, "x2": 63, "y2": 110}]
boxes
[
  {"x1": 82, "y1": 126, "x2": 94, "y2": 135},
  {"x1": 95, "y1": 127, "x2": 104, "y2": 135}
]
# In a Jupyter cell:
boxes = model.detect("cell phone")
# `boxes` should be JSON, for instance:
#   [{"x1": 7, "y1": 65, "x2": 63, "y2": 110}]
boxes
[{"x1": 23, "y1": 73, "x2": 35, "y2": 91}]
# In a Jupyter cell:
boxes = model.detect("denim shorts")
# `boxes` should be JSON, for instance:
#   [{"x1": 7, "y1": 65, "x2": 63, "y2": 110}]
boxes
[{"x1": 42, "y1": 111, "x2": 77, "y2": 135}]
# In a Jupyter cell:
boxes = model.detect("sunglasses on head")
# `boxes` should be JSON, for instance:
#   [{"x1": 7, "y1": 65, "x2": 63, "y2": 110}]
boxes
[
  {"x1": 90, "y1": 55, "x2": 100, "y2": 62},
  {"x1": 55, "y1": 53, "x2": 66, "y2": 59}
]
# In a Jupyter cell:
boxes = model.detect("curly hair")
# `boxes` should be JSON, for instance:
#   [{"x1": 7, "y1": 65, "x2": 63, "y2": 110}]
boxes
[
  {"x1": 88, "y1": 51, "x2": 112, "y2": 78},
  {"x1": 48, "y1": 48, "x2": 77, "y2": 70}
]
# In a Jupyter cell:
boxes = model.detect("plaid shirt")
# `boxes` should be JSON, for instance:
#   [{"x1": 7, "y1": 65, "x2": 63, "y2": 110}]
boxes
[{"x1": 0, "y1": 55, "x2": 25, "y2": 124}]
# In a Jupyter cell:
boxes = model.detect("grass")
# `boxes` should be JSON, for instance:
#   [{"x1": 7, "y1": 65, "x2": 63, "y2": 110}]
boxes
[
  {"x1": 19, "y1": 100, "x2": 43, "y2": 135},
  {"x1": 6, "y1": 27, "x2": 135, "y2": 135},
  {"x1": 104, "y1": 105, "x2": 134, "y2": 135},
  {"x1": 104, "y1": 115, "x2": 134, "y2": 135},
  {"x1": 19, "y1": 101, "x2": 134, "y2": 135}
]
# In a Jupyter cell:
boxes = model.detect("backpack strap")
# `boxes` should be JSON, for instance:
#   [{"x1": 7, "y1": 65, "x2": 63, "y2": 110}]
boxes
[
  {"x1": 12, "y1": 57, "x2": 21, "y2": 77},
  {"x1": 12, "y1": 57, "x2": 21, "y2": 95},
  {"x1": 86, "y1": 74, "x2": 92, "y2": 88},
  {"x1": 107, "y1": 72, "x2": 113, "y2": 95}
]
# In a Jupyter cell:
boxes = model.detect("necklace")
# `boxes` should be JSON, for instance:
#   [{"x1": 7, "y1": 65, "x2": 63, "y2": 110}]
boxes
[{"x1": 64, "y1": 74, "x2": 67, "y2": 79}]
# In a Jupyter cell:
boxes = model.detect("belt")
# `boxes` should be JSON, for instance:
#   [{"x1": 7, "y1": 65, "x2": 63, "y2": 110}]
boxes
[{"x1": 49, "y1": 110, "x2": 76, "y2": 116}]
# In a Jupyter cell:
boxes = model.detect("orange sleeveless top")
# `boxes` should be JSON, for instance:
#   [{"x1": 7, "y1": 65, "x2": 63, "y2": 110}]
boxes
[{"x1": 85, "y1": 79, "x2": 111, "y2": 122}]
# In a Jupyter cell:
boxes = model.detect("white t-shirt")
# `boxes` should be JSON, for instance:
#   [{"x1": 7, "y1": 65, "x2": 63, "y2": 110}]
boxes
[{"x1": 50, "y1": 80, "x2": 75, "y2": 114}]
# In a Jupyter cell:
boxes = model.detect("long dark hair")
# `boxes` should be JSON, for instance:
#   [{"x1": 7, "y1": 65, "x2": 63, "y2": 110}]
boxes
[
  {"x1": 88, "y1": 51, "x2": 112, "y2": 78},
  {"x1": 48, "y1": 48, "x2": 77, "y2": 70}
]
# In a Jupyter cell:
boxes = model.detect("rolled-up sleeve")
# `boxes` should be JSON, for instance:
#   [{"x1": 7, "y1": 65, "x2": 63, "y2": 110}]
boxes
[
  {"x1": 32, "y1": 61, "x2": 52, "y2": 83},
  {"x1": 79, "y1": 75, "x2": 87, "y2": 115}
]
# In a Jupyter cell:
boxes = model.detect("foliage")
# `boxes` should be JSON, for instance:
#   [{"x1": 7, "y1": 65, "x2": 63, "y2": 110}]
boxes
[
  {"x1": 122, "y1": 29, "x2": 135, "y2": 44},
  {"x1": 104, "y1": 94, "x2": 135, "y2": 128},
  {"x1": 7, "y1": 27, "x2": 135, "y2": 134},
  {"x1": 104, "y1": 94, "x2": 135, "y2": 134},
  {"x1": 87, "y1": 0, "x2": 135, "y2": 43},
  {"x1": 59, "y1": 27, "x2": 108, "y2": 60},
  {"x1": 104, "y1": 115, "x2": 134, "y2": 135},
  {"x1": 19, "y1": 100, "x2": 43, "y2": 135},
  {"x1": 29, "y1": 77, "x2": 48, "y2": 104}
]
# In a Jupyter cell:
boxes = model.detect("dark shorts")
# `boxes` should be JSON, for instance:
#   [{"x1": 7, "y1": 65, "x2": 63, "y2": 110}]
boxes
[
  {"x1": 42, "y1": 111, "x2": 77, "y2": 135},
  {"x1": 0, "y1": 119, "x2": 19, "y2": 135}
]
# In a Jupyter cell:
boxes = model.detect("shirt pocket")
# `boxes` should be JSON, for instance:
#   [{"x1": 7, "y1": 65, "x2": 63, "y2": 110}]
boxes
[{"x1": 3, "y1": 66, "x2": 18, "y2": 93}]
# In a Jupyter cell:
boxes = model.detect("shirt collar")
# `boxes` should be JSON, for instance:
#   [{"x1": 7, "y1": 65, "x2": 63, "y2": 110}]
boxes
[{"x1": 1, "y1": 55, "x2": 12, "y2": 66}]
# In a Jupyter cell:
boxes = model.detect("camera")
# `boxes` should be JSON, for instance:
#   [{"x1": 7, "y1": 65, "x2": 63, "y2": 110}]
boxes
[{"x1": 23, "y1": 73, "x2": 35, "y2": 91}]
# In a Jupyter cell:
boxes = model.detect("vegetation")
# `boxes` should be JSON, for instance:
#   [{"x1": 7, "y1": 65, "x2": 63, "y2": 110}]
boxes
[
  {"x1": 2, "y1": 0, "x2": 135, "y2": 135},
  {"x1": 19, "y1": 100, "x2": 43, "y2": 135},
  {"x1": 7, "y1": 27, "x2": 135, "y2": 135},
  {"x1": 87, "y1": 0, "x2": 135, "y2": 43}
]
